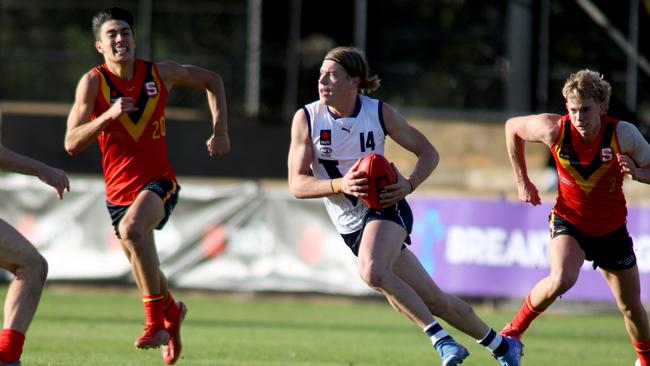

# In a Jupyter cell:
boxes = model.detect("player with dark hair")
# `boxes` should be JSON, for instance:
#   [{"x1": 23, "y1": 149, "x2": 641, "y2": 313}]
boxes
[
  {"x1": 0, "y1": 146, "x2": 69, "y2": 366},
  {"x1": 65, "y1": 7, "x2": 229, "y2": 364},
  {"x1": 503, "y1": 69, "x2": 650, "y2": 365},
  {"x1": 288, "y1": 46, "x2": 522, "y2": 366}
]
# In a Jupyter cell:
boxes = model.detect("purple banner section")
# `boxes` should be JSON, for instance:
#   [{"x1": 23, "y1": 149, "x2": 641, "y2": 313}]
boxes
[{"x1": 409, "y1": 196, "x2": 650, "y2": 302}]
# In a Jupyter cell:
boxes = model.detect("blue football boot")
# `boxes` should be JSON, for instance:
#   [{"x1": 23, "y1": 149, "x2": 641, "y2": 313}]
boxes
[{"x1": 435, "y1": 338, "x2": 470, "y2": 366}]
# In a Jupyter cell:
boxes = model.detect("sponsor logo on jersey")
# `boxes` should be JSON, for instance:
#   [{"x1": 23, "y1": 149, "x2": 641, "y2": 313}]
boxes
[
  {"x1": 320, "y1": 147, "x2": 332, "y2": 157},
  {"x1": 320, "y1": 129, "x2": 332, "y2": 145},
  {"x1": 559, "y1": 145, "x2": 571, "y2": 160}
]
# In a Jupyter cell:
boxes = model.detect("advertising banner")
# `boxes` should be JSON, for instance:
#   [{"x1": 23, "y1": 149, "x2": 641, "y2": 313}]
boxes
[
  {"x1": 2, "y1": 174, "x2": 650, "y2": 302},
  {"x1": 409, "y1": 196, "x2": 650, "y2": 302}
]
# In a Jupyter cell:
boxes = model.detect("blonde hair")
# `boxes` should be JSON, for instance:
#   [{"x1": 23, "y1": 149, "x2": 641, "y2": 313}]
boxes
[
  {"x1": 324, "y1": 47, "x2": 381, "y2": 95},
  {"x1": 562, "y1": 69, "x2": 611, "y2": 112}
]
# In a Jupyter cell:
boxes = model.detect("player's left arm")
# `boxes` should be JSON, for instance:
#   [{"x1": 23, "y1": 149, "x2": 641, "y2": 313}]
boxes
[
  {"x1": 156, "y1": 60, "x2": 230, "y2": 157},
  {"x1": 617, "y1": 121, "x2": 650, "y2": 184},
  {"x1": 381, "y1": 102, "x2": 439, "y2": 204}
]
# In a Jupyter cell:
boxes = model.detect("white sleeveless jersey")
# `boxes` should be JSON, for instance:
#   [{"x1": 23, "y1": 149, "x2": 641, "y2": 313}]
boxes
[{"x1": 303, "y1": 95, "x2": 387, "y2": 234}]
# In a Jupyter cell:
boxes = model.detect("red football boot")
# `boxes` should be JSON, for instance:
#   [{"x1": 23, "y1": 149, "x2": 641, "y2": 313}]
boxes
[
  {"x1": 500, "y1": 322, "x2": 522, "y2": 340},
  {"x1": 134, "y1": 324, "x2": 169, "y2": 349},
  {"x1": 162, "y1": 301, "x2": 187, "y2": 365}
]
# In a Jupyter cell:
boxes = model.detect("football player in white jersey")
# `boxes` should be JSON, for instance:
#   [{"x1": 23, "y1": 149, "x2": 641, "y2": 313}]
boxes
[{"x1": 288, "y1": 46, "x2": 522, "y2": 366}]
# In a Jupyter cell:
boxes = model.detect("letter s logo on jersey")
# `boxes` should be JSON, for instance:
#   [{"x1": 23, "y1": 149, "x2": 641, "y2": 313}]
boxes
[
  {"x1": 145, "y1": 81, "x2": 158, "y2": 96},
  {"x1": 601, "y1": 147, "x2": 613, "y2": 162}
]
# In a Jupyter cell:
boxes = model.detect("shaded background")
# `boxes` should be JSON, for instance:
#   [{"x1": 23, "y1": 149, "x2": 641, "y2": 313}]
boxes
[{"x1": 0, "y1": 0, "x2": 648, "y2": 178}]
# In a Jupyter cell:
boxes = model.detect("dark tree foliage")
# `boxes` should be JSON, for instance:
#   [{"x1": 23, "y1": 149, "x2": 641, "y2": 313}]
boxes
[{"x1": 0, "y1": 0, "x2": 647, "y2": 123}]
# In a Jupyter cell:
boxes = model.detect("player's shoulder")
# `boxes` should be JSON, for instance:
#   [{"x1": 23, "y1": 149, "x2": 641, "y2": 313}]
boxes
[
  {"x1": 153, "y1": 60, "x2": 184, "y2": 79},
  {"x1": 155, "y1": 59, "x2": 179, "y2": 67},
  {"x1": 75, "y1": 69, "x2": 101, "y2": 95},
  {"x1": 616, "y1": 120, "x2": 643, "y2": 143}
]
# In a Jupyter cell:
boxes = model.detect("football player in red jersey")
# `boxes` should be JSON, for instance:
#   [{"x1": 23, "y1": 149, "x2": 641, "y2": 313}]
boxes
[
  {"x1": 64, "y1": 7, "x2": 229, "y2": 364},
  {"x1": 503, "y1": 69, "x2": 650, "y2": 365},
  {"x1": 0, "y1": 146, "x2": 69, "y2": 366},
  {"x1": 288, "y1": 46, "x2": 522, "y2": 366}
]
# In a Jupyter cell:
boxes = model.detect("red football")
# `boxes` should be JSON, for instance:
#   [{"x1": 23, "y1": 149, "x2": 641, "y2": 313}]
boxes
[{"x1": 352, "y1": 153, "x2": 397, "y2": 209}]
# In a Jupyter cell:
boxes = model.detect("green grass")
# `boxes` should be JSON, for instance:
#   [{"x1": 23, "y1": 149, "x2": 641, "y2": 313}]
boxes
[{"x1": 1, "y1": 285, "x2": 639, "y2": 365}]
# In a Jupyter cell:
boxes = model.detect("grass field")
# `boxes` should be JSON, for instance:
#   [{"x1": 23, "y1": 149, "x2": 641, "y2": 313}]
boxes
[{"x1": 3, "y1": 285, "x2": 638, "y2": 366}]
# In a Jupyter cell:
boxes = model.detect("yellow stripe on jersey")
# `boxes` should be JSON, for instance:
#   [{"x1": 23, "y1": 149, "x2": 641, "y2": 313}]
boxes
[
  {"x1": 552, "y1": 124, "x2": 618, "y2": 196},
  {"x1": 97, "y1": 67, "x2": 162, "y2": 142}
]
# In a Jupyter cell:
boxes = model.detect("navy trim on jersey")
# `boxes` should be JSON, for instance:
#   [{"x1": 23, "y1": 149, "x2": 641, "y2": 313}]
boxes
[
  {"x1": 378, "y1": 101, "x2": 387, "y2": 135},
  {"x1": 302, "y1": 106, "x2": 312, "y2": 136},
  {"x1": 352, "y1": 96, "x2": 362, "y2": 117},
  {"x1": 326, "y1": 95, "x2": 362, "y2": 120}
]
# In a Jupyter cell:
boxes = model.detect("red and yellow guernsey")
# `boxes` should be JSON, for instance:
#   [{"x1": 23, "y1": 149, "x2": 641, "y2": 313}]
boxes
[
  {"x1": 92, "y1": 59, "x2": 176, "y2": 205},
  {"x1": 550, "y1": 115, "x2": 626, "y2": 236}
]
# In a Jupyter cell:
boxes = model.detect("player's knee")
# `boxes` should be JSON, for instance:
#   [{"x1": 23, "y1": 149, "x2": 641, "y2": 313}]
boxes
[
  {"x1": 358, "y1": 264, "x2": 387, "y2": 289},
  {"x1": 118, "y1": 220, "x2": 147, "y2": 245},
  {"x1": 548, "y1": 274, "x2": 577, "y2": 296},
  {"x1": 35, "y1": 254, "x2": 48, "y2": 283},
  {"x1": 16, "y1": 253, "x2": 48, "y2": 284}
]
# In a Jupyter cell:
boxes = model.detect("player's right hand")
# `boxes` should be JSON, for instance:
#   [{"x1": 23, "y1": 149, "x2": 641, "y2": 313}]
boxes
[
  {"x1": 106, "y1": 97, "x2": 138, "y2": 120},
  {"x1": 341, "y1": 170, "x2": 368, "y2": 198},
  {"x1": 517, "y1": 179, "x2": 541, "y2": 206}
]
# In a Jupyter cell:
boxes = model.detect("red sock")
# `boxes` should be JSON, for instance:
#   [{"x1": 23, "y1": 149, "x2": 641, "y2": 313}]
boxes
[
  {"x1": 633, "y1": 339, "x2": 650, "y2": 366},
  {"x1": 143, "y1": 294, "x2": 165, "y2": 329},
  {"x1": 0, "y1": 329, "x2": 25, "y2": 363},
  {"x1": 162, "y1": 292, "x2": 180, "y2": 322},
  {"x1": 508, "y1": 294, "x2": 545, "y2": 336}
]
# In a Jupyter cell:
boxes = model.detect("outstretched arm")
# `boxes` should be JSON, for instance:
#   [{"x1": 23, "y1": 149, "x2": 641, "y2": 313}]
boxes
[
  {"x1": 381, "y1": 103, "x2": 438, "y2": 205},
  {"x1": 505, "y1": 113, "x2": 560, "y2": 206},
  {"x1": 65, "y1": 71, "x2": 136, "y2": 155},
  {"x1": 157, "y1": 61, "x2": 229, "y2": 157},
  {"x1": 0, "y1": 147, "x2": 69, "y2": 199},
  {"x1": 617, "y1": 121, "x2": 650, "y2": 184}
]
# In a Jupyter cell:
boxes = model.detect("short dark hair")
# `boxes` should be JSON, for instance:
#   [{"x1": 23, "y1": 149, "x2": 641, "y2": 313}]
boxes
[{"x1": 92, "y1": 7, "x2": 134, "y2": 40}]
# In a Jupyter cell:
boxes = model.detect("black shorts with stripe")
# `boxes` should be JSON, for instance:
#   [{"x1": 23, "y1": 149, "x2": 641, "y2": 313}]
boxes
[
  {"x1": 107, "y1": 178, "x2": 180, "y2": 238},
  {"x1": 549, "y1": 212, "x2": 635, "y2": 271},
  {"x1": 340, "y1": 198, "x2": 413, "y2": 257}
]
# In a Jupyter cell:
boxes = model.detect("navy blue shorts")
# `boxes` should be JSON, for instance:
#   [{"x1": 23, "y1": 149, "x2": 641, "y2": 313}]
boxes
[
  {"x1": 107, "y1": 178, "x2": 180, "y2": 238},
  {"x1": 549, "y1": 212, "x2": 636, "y2": 271},
  {"x1": 340, "y1": 199, "x2": 413, "y2": 257}
]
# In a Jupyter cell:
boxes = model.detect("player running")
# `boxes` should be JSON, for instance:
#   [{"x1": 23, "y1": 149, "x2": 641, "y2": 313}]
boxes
[
  {"x1": 502, "y1": 69, "x2": 650, "y2": 365},
  {"x1": 288, "y1": 46, "x2": 522, "y2": 366},
  {"x1": 65, "y1": 7, "x2": 229, "y2": 364}
]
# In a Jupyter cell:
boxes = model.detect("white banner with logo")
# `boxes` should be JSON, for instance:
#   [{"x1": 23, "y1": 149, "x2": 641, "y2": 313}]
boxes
[{"x1": 0, "y1": 174, "x2": 371, "y2": 295}]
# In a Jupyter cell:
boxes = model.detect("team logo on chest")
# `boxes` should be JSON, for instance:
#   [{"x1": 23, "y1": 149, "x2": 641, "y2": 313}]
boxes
[
  {"x1": 320, "y1": 129, "x2": 332, "y2": 146},
  {"x1": 600, "y1": 147, "x2": 613, "y2": 162},
  {"x1": 97, "y1": 63, "x2": 162, "y2": 142},
  {"x1": 554, "y1": 120, "x2": 618, "y2": 195}
]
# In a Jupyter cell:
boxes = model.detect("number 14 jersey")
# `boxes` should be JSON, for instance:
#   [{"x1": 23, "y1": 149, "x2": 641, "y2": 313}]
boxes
[{"x1": 304, "y1": 95, "x2": 387, "y2": 234}]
